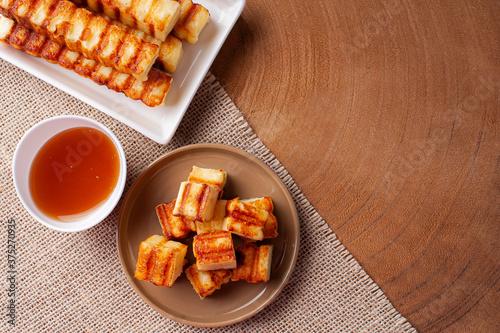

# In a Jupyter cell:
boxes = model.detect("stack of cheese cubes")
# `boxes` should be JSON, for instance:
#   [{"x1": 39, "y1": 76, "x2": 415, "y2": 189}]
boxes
[{"x1": 134, "y1": 166, "x2": 279, "y2": 299}]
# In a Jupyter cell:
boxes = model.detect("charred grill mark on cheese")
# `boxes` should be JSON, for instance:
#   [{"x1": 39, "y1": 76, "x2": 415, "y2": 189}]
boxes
[
  {"x1": 0, "y1": 8, "x2": 11, "y2": 19},
  {"x1": 180, "y1": 2, "x2": 198, "y2": 26},
  {"x1": 230, "y1": 210, "x2": 266, "y2": 226},
  {"x1": 109, "y1": 2, "x2": 119, "y2": 21},
  {"x1": 95, "y1": 19, "x2": 109, "y2": 55},
  {"x1": 174, "y1": 182, "x2": 215, "y2": 222},
  {"x1": 145, "y1": 247, "x2": 158, "y2": 280},
  {"x1": 153, "y1": 251, "x2": 174, "y2": 286},
  {"x1": 69, "y1": 0, "x2": 86, "y2": 6},
  {"x1": 227, "y1": 200, "x2": 268, "y2": 226},
  {"x1": 156, "y1": 203, "x2": 173, "y2": 239},
  {"x1": 243, "y1": 197, "x2": 278, "y2": 239}
]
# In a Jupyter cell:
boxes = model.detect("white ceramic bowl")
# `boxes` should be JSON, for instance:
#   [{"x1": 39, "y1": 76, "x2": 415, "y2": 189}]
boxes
[{"x1": 13, "y1": 116, "x2": 127, "y2": 232}]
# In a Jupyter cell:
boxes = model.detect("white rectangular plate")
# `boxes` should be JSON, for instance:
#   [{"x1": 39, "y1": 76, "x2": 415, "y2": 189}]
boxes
[{"x1": 0, "y1": 0, "x2": 245, "y2": 144}]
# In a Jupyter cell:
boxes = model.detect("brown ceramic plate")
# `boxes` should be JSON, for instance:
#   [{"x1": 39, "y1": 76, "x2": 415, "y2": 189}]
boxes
[{"x1": 117, "y1": 143, "x2": 300, "y2": 327}]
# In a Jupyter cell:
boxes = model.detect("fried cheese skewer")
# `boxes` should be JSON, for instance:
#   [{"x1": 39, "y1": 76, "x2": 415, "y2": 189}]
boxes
[
  {"x1": 172, "y1": 0, "x2": 210, "y2": 44},
  {"x1": 71, "y1": 0, "x2": 180, "y2": 41},
  {"x1": 0, "y1": 15, "x2": 172, "y2": 107},
  {"x1": 0, "y1": 0, "x2": 159, "y2": 81},
  {"x1": 98, "y1": 12, "x2": 183, "y2": 73}
]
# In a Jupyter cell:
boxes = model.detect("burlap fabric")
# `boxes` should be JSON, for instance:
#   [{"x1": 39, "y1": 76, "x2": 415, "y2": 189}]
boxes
[{"x1": 0, "y1": 58, "x2": 416, "y2": 332}]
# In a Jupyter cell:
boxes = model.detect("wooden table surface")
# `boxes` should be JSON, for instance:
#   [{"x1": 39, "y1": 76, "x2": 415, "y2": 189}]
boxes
[{"x1": 210, "y1": 0, "x2": 499, "y2": 331}]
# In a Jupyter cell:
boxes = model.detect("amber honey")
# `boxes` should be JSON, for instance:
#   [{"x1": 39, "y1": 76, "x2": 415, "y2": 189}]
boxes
[{"x1": 29, "y1": 127, "x2": 120, "y2": 221}]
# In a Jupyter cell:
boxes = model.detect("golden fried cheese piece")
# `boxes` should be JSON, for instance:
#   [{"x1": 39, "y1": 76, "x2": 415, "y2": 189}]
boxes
[
  {"x1": 195, "y1": 200, "x2": 227, "y2": 234},
  {"x1": 222, "y1": 199, "x2": 269, "y2": 241},
  {"x1": 156, "y1": 200, "x2": 196, "y2": 240},
  {"x1": 232, "y1": 244, "x2": 273, "y2": 283},
  {"x1": 193, "y1": 231, "x2": 236, "y2": 271},
  {"x1": 72, "y1": 0, "x2": 180, "y2": 41},
  {"x1": 0, "y1": 0, "x2": 160, "y2": 81},
  {"x1": 185, "y1": 264, "x2": 232, "y2": 299},
  {"x1": 134, "y1": 235, "x2": 165, "y2": 281},
  {"x1": 188, "y1": 165, "x2": 227, "y2": 196},
  {"x1": 242, "y1": 196, "x2": 278, "y2": 239},
  {"x1": 134, "y1": 235, "x2": 188, "y2": 287},
  {"x1": 173, "y1": 181, "x2": 219, "y2": 222},
  {"x1": 156, "y1": 35, "x2": 184, "y2": 73},
  {"x1": 262, "y1": 214, "x2": 278, "y2": 239},
  {"x1": 172, "y1": 0, "x2": 210, "y2": 44},
  {"x1": 0, "y1": 15, "x2": 172, "y2": 107}
]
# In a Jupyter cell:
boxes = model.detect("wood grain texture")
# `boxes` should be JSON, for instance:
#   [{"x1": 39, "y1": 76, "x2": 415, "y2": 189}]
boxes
[{"x1": 210, "y1": 0, "x2": 500, "y2": 331}]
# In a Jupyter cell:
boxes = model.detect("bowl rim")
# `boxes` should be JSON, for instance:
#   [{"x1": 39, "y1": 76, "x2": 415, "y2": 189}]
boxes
[{"x1": 12, "y1": 115, "x2": 127, "y2": 232}]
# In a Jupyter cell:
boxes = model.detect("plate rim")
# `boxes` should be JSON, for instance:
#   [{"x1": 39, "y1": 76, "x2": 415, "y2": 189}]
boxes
[{"x1": 116, "y1": 143, "x2": 300, "y2": 327}]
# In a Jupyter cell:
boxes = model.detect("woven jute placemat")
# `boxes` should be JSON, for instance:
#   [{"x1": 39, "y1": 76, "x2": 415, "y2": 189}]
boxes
[{"x1": 0, "y1": 58, "x2": 416, "y2": 332}]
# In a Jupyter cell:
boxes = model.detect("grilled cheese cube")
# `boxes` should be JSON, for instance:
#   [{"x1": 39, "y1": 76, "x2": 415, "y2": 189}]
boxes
[
  {"x1": 262, "y1": 214, "x2": 278, "y2": 239},
  {"x1": 222, "y1": 199, "x2": 269, "y2": 241},
  {"x1": 232, "y1": 244, "x2": 273, "y2": 283},
  {"x1": 156, "y1": 200, "x2": 196, "y2": 240},
  {"x1": 185, "y1": 264, "x2": 231, "y2": 299},
  {"x1": 134, "y1": 235, "x2": 166, "y2": 281},
  {"x1": 193, "y1": 231, "x2": 236, "y2": 271},
  {"x1": 149, "y1": 241, "x2": 188, "y2": 287},
  {"x1": 242, "y1": 197, "x2": 278, "y2": 239},
  {"x1": 173, "y1": 181, "x2": 219, "y2": 222},
  {"x1": 134, "y1": 235, "x2": 188, "y2": 287},
  {"x1": 188, "y1": 165, "x2": 227, "y2": 196},
  {"x1": 172, "y1": 0, "x2": 210, "y2": 44},
  {"x1": 196, "y1": 200, "x2": 227, "y2": 234}
]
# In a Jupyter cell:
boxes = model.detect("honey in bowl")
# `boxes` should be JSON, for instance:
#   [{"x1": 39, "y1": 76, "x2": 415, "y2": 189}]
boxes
[{"x1": 29, "y1": 127, "x2": 120, "y2": 222}]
